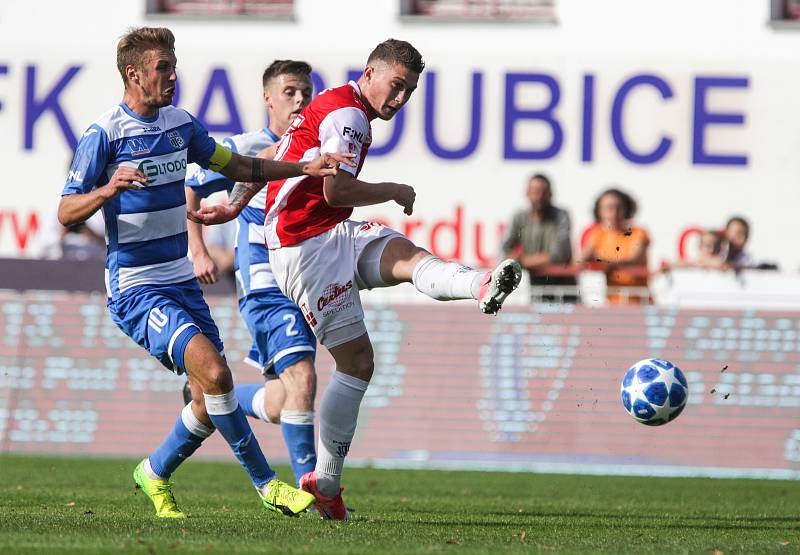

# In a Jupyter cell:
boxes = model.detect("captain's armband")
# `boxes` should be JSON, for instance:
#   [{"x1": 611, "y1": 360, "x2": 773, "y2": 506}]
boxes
[{"x1": 208, "y1": 143, "x2": 233, "y2": 172}]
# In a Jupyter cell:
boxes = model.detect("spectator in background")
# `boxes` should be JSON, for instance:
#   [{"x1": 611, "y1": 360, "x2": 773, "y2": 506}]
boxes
[
  {"x1": 670, "y1": 217, "x2": 754, "y2": 271},
  {"x1": 501, "y1": 174, "x2": 574, "y2": 297},
  {"x1": 669, "y1": 229, "x2": 723, "y2": 270},
  {"x1": 577, "y1": 188, "x2": 649, "y2": 304},
  {"x1": 719, "y1": 216, "x2": 752, "y2": 270}
]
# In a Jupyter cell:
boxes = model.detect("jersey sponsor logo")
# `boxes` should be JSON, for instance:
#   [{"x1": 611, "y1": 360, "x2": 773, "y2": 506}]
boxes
[
  {"x1": 134, "y1": 151, "x2": 188, "y2": 186},
  {"x1": 167, "y1": 129, "x2": 185, "y2": 149},
  {"x1": 317, "y1": 280, "x2": 353, "y2": 312},
  {"x1": 67, "y1": 170, "x2": 82, "y2": 183},
  {"x1": 141, "y1": 126, "x2": 161, "y2": 133},
  {"x1": 127, "y1": 137, "x2": 150, "y2": 156},
  {"x1": 342, "y1": 126, "x2": 364, "y2": 144}
]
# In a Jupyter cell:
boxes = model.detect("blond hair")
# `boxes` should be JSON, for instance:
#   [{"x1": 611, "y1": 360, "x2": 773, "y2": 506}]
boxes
[{"x1": 116, "y1": 27, "x2": 175, "y2": 86}]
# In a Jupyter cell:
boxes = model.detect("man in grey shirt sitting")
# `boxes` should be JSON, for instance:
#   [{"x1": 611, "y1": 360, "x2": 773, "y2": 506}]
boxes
[{"x1": 501, "y1": 174, "x2": 575, "y2": 301}]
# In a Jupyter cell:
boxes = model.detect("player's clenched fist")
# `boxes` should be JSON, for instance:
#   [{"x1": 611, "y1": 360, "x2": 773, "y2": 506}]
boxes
[{"x1": 391, "y1": 183, "x2": 416, "y2": 215}]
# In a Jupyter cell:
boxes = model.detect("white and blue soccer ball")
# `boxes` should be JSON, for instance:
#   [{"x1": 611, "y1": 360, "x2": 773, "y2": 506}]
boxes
[{"x1": 620, "y1": 358, "x2": 688, "y2": 426}]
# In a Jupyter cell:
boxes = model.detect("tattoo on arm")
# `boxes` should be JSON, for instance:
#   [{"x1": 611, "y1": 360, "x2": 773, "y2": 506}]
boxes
[
  {"x1": 228, "y1": 181, "x2": 263, "y2": 210},
  {"x1": 252, "y1": 158, "x2": 265, "y2": 183}
]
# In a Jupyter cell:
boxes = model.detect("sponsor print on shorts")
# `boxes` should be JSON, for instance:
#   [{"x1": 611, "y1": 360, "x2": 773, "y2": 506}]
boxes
[
  {"x1": 317, "y1": 280, "x2": 354, "y2": 317},
  {"x1": 300, "y1": 302, "x2": 318, "y2": 327}
]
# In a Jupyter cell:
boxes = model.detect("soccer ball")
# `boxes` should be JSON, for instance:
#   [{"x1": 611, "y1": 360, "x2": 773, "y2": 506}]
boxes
[{"x1": 620, "y1": 358, "x2": 688, "y2": 426}]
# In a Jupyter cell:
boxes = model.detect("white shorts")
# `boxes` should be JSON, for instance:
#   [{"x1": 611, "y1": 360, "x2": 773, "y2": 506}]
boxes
[{"x1": 269, "y1": 219, "x2": 403, "y2": 348}]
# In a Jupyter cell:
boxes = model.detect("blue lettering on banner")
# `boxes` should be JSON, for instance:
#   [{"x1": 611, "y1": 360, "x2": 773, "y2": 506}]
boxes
[
  {"x1": 611, "y1": 74, "x2": 674, "y2": 165},
  {"x1": 424, "y1": 71, "x2": 482, "y2": 160},
  {"x1": 25, "y1": 64, "x2": 81, "y2": 151},
  {"x1": 503, "y1": 73, "x2": 563, "y2": 160},
  {"x1": 581, "y1": 74, "x2": 595, "y2": 163},
  {"x1": 0, "y1": 64, "x2": 8, "y2": 112},
  {"x1": 692, "y1": 76, "x2": 749, "y2": 166},
  {"x1": 13, "y1": 62, "x2": 751, "y2": 169},
  {"x1": 196, "y1": 67, "x2": 243, "y2": 136}
]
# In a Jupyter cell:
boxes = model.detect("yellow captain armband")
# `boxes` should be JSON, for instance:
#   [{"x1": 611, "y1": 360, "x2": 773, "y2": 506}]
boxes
[{"x1": 208, "y1": 143, "x2": 233, "y2": 172}]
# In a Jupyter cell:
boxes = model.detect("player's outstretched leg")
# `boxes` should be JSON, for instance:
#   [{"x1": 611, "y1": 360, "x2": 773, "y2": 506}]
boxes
[
  {"x1": 372, "y1": 237, "x2": 522, "y2": 313},
  {"x1": 184, "y1": 334, "x2": 314, "y2": 516}
]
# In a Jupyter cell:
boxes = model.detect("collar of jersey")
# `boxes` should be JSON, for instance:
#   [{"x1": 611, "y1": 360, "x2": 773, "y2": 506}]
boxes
[
  {"x1": 348, "y1": 80, "x2": 361, "y2": 95},
  {"x1": 119, "y1": 102, "x2": 160, "y2": 124},
  {"x1": 263, "y1": 128, "x2": 280, "y2": 142}
]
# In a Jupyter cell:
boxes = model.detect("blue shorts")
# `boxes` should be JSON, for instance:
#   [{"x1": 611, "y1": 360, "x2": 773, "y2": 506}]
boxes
[
  {"x1": 108, "y1": 280, "x2": 224, "y2": 375},
  {"x1": 239, "y1": 289, "x2": 316, "y2": 378}
]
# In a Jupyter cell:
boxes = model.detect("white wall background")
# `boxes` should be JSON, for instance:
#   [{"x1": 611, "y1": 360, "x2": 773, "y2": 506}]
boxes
[{"x1": 0, "y1": 0, "x2": 798, "y2": 270}]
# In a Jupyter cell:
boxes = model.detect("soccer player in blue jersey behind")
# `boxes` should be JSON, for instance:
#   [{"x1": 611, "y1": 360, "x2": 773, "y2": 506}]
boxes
[
  {"x1": 57, "y1": 27, "x2": 353, "y2": 518},
  {"x1": 184, "y1": 60, "x2": 319, "y2": 487}
]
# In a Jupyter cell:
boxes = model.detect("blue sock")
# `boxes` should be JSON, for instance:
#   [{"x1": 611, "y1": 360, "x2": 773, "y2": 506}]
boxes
[
  {"x1": 149, "y1": 403, "x2": 214, "y2": 479},
  {"x1": 235, "y1": 383, "x2": 263, "y2": 420},
  {"x1": 280, "y1": 410, "x2": 317, "y2": 485},
  {"x1": 205, "y1": 391, "x2": 275, "y2": 488}
]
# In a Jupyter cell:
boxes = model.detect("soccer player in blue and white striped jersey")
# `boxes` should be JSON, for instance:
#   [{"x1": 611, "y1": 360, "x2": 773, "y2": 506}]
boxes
[
  {"x1": 185, "y1": 60, "x2": 319, "y2": 487},
  {"x1": 58, "y1": 27, "x2": 353, "y2": 518}
]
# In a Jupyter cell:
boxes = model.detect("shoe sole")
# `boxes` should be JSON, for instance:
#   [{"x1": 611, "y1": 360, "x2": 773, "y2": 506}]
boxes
[{"x1": 480, "y1": 260, "x2": 522, "y2": 315}]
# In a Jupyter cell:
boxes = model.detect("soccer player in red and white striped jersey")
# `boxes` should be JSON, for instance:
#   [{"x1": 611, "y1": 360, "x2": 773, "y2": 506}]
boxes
[{"x1": 194, "y1": 39, "x2": 522, "y2": 519}]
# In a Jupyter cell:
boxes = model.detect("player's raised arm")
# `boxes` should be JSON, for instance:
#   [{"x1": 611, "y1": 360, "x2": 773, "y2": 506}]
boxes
[{"x1": 323, "y1": 172, "x2": 417, "y2": 215}]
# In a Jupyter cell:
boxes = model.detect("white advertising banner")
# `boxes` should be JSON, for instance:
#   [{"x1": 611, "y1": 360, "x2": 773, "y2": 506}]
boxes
[{"x1": 0, "y1": 0, "x2": 798, "y2": 270}]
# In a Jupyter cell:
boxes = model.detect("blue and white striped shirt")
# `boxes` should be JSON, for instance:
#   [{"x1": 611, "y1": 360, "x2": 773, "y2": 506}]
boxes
[
  {"x1": 186, "y1": 128, "x2": 280, "y2": 300},
  {"x1": 62, "y1": 103, "x2": 217, "y2": 298}
]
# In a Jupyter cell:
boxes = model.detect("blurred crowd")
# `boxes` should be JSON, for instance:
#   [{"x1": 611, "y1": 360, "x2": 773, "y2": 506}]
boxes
[{"x1": 500, "y1": 173, "x2": 769, "y2": 305}]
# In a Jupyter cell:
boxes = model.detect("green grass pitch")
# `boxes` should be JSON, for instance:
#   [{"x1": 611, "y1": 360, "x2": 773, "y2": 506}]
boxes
[{"x1": 1, "y1": 455, "x2": 797, "y2": 554}]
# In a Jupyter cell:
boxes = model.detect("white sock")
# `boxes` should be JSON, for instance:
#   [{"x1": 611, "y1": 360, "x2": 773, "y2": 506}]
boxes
[
  {"x1": 316, "y1": 370, "x2": 369, "y2": 497},
  {"x1": 251, "y1": 386, "x2": 278, "y2": 424},
  {"x1": 412, "y1": 255, "x2": 483, "y2": 300}
]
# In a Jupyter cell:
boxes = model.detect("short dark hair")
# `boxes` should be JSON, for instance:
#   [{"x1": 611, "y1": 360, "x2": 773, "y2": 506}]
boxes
[
  {"x1": 117, "y1": 27, "x2": 175, "y2": 86},
  {"x1": 593, "y1": 188, "x2": 637, "y2": 222},
  {"x1": 726, "y1": 215, "x2": 750, "y2": 238},
  {"x1": 262, "y1": 59, "x2": 312, "y2": 88},
  {"x1": 529, "y1": 173, "x2": 552, "y2": 192},
  {"x1": 367, "y1": 39, "x2": 425, "y2": 73}
]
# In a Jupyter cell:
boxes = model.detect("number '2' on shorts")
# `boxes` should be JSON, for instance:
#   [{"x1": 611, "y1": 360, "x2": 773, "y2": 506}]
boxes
[{"x1": 239, "y1": 289, "x2": 316, "y2": 377}]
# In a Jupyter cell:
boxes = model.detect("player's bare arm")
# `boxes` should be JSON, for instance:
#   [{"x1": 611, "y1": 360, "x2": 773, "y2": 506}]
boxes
[
  {"x1": 189, "y1": 145, "x2": 355, "y2": 225},
  {"x1": 212, "y1": 144, "x2": 355, "y2": 185},
  {"x1": 323, "y1": 172, "x2": 416, "y2": 215},
  {"x1": 185, "y1": 186, "x2": 219, "y2": 284},
  {"x1": 57, "y1": 166, "x2": 147, "y2": 227}
]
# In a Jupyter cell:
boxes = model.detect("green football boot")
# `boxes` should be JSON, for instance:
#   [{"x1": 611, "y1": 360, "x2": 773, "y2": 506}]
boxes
[
  {"x1": 133, "y1": 459, "x2": 186, "y2": 518},
  {"x1": 258, "y1": 478, "x2": 315, "y2": 516}
]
